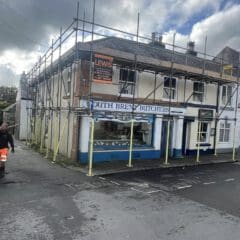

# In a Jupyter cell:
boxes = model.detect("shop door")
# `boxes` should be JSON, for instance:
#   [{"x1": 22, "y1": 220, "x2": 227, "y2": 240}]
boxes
[{"x1": 161, "y1": 120, "x2": 173, "y2": 157}]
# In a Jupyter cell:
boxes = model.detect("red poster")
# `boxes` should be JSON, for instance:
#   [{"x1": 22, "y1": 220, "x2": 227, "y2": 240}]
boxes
[{"x1": 93, "y1": 54, "x2": 113, "y2": 84}]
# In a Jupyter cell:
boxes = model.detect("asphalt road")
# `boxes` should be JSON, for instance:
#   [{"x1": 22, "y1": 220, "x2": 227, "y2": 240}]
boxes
[{"x1": 1, "y1": 141, "x2": 240, "y2": 239}]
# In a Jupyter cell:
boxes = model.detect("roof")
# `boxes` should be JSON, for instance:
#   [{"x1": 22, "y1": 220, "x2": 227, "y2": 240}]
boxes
[
  {"x1": 78, "y1": 36, "x2": 222, "y2": 74},
  {"x1": 215, "y1": 46, "x2": 240, "y2": 67}
]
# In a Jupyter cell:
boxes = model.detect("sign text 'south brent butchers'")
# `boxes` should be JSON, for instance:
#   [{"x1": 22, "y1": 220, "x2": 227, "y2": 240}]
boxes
[
  {"x1": 93, "y1": 54, "x2": 113, "y2": 83},
  {"x1": 89, "y1": 100, "x2": 185, "y2": 115}
]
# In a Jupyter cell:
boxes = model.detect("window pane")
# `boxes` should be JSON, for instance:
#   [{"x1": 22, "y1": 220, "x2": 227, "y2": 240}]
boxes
[
  {"x1": 163, "y1": 88, "x2": 175, "y2": 99},
  {"x1": 94, "y1": 121, "x2": 152, "y2": 149},
  {"x1": 227, "y1": 86, "x2": 232, "y2": 105},
  {"x1": 201, "y1": 123, "x2": 208, "y2": 132},
  {"x1": 129, "y1": 71, "x2": 135, "y2": 82},
  {"x1": 226, "y1": 123, "x2": 230, "y2": 129},
  {"x1": 198, "y1": 83, "x2": 204, "y2": 92},
  {"x1": 193, "y1": 82, "x2": 198, "y2": 91},
  {"x1": 219, "y1": 129, "x2": 224, "y2": 142},
  {"x1": 193, "y1": 93, "x2": 203, "y2": 102},
  {"x1": 200, "y1": 133, "x2": 206, "y2": 142},
  {"x1": 164, "y1": 78, "x2": 170, "y2": 87},
  {"x1": 225, "y1": 129, "x2": 230, "y2": 142}
]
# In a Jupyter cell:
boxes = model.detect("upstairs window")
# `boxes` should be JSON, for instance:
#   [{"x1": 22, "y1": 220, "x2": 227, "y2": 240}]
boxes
[
  {"x1": 163, "y1": 77, "x2": 176, "y2": 99},
  {"x1": 66, "y1": 67, "x2": 72, "y2": 96},
  {"x1": 193, "y1": 82, "x2": 204, "y2": 102},
  {"x1": 222, "y1": 85, "x2": 232, "y2": 106},
  {"x1": 119, "y1": 68, "x2": 136, "y2": 96}
]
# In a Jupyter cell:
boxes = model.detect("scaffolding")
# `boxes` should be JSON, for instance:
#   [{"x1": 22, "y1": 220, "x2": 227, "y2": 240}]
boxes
[{"x1": 24, "y1": 1, "x2": 240, "y2": 176}]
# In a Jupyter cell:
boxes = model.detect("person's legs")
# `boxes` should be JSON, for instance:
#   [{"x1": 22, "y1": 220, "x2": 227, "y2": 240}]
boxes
[{"x1": 0, "y1": 148, "x2": 8, "y2": 178}]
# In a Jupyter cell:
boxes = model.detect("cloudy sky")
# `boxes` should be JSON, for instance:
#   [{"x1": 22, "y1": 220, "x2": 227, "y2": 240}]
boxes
[{"x1": 0, "y1": 0, "x2": 239, "y2": 87}]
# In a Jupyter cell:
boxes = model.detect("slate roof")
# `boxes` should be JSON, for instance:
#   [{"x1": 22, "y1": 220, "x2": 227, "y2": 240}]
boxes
[{"x1": 78, "y1": 37, "x2": 222, "y2": 74}]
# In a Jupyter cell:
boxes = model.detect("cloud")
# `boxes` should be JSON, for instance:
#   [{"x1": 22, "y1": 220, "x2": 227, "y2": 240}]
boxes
[
  {"x1": 0, "y1": 64, "x2": 19, "y2": 87},
  {"x1": 0, "y1": 0, "x2": 239, "y2": 87},
  {"x1": 190, "y1": 4, "x2": 240, "y2": 55}
]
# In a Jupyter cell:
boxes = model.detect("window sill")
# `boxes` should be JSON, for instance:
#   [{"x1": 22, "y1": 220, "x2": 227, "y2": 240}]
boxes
[{"x1": 118, "y1": 93, "x2": 134, "y2": 98}]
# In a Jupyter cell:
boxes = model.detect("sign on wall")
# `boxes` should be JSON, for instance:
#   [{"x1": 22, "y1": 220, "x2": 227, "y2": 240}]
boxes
[
  {"x1": 93, "y1": 54, "x2": 113, "y2": 84},
  {"x1": 80, "y1": 100, "x2": 186, "y2": 116},
  {"x1": 198, "y1": 109, "x2": 213, "y2": 121}
]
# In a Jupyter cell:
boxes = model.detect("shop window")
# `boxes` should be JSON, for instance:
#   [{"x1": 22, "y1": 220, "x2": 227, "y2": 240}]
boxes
[
  {"x1": 197, "y1": 122, "x2": 209, "y2": 143},
  {"x1": 219, "y1": 121, "x2": 230, "y2": 142},
  {"x1": 94, "y1": 120, "x2": 152, "y2": 150},
  {"x1": 222, "y1": 85, "x2": 232, "y2": 106},
  {"x1": 163, "y1": 77, "x2": 176, "y2": 99},
  {"x1": 119, "y1": 68, "x2": 136, "y2": 95},
  {"x1": 193, "y1": 82, "x2": 204, "y2": 102}
]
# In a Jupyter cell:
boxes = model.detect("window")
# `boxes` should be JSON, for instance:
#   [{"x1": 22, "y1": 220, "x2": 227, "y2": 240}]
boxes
[
  {"x1": 219, "y1": 121, "x2": 230, "y2": 142},
  {"x1": 222, "y1": 85, "x2": 232, "y2": 106},
  {"x1": 94, "y1": 120, "x2": 152, "y2": 150},
  {"x1": 163, "y1": 77, "x2": 176, "y2": 99},
  {"x1": 66, "y1": 67, "x2": 72, "y2": 96},
  {"x1": 197, "y1": 122, "x2": 209, "y2": 143},
  {"x1": 119, "y1": 68, "x2": 136, "y2": 95},
  {"x1": 193, "y1": 82, "x2": 204, "y2": 102}
]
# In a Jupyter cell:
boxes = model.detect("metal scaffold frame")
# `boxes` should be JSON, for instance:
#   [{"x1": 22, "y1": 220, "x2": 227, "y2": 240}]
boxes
[{"x1": 24, "y1": 0, "x2": 240, "y2": 176}]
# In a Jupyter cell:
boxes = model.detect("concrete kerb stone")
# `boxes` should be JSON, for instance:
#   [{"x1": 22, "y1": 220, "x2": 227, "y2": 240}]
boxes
[{"x1": 63, "y1": 158, "x2": 237, "y2": 177}]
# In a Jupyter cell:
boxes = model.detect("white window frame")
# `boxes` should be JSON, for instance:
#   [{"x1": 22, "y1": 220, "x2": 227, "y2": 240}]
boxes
[
  {"x1": 193, "y1": 81, "x2": 205, "y2": 103},
  {"x1": 118, "y1": 68, "x2": 136, "y2": 97},
  {"x1": 219, "y1": 120, "x2": 231, "y2": 143},
  {"x1": 221, "y1": 85, "x2": 232, "y2": 106},
  {"x1": 66, "y1": 67, "x2": 72, "y2": 97},
  {"x1": 197, "y1": 121, "x2": 209, "y2": 143},
  {"x1": 162, "y1": 77, "x2": 177, "y2": 100}
]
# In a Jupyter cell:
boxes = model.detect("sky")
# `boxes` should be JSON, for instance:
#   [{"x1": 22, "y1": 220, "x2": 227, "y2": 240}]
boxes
[{"x1": 0, "y1": 0, "x2": 240, "y2": 87}]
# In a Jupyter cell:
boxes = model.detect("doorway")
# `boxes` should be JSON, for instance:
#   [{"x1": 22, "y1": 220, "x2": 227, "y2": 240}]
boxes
[{"x1": 161, "y1": 119, "x2": 173, "y2": 157}]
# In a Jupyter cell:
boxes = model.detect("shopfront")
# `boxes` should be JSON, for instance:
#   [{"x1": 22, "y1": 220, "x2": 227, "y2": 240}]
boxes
[{"x1": 79, "y1": 100, "x2": 185, "y2": 163}]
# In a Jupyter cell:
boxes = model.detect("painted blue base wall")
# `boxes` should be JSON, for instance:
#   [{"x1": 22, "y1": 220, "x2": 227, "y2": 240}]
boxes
[
  {"x1": 186, "y1": 149, "x2": 214, "y2": 155},
  {"x1": 79, "y1": 149, "x2": 161, "y2": 164},
  {"x1": 173, "y1": 148, "x2": 183, "y2": 158}
]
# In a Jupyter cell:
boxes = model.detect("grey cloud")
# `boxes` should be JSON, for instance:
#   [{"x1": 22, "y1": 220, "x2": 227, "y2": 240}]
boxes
[{"x1": 0, "y1": 0, "x2": 92, "y2": 53}]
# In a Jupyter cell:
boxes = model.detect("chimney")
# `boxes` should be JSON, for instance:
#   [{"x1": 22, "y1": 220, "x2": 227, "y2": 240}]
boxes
[
  {"x1": 150, "y1": 32, "x2": 165, "y2": 48},
  {"x1": 152, "y1": 32, "x2": 156, "y2": 43},
  {"x1": 186, "y1": 41, "x2": 197, "y2": 56}
]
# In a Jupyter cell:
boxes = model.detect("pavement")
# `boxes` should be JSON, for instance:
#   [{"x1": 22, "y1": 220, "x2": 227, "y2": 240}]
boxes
[
  {"x1": 75, "y1": 151, "x2": 239, "y2": 176},
  {"x1": 1, "y1": 141, "x2": 240, "y2": 239}
]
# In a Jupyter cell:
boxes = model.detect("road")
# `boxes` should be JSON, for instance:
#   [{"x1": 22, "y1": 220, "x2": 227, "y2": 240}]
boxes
[{"x1": 1, "y1": 141, "x2": 240, "y2": 239}]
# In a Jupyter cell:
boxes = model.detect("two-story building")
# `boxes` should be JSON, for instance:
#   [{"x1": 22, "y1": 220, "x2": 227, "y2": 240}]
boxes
[{"x1": 26, "y1": 34, "x2": 240, "y2": 164}]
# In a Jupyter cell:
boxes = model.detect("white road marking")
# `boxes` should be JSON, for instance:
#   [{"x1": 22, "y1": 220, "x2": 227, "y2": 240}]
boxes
[
  {"x1": 224, "y1": 178, "x2": 235, "y2": 182},
  {"x1": 64, "y1": 184, "x2": 76, "y2": 190},
  {"x1": 177, "y1": 185, "x2": 192, "y2": 190},
  {"x1": 130, "y1": 187, "x2": 148, "y2": 194},
  {"x1": 147, "y1": 189, "x2": 163, "y2": 194},
  {"x1": 128, "y1": 182, "x2": 149, "y2": 188},
  {"x1": 98, "y1": 177, "x2": 106, "y2": 180},
  {"x1": 110, "y1": 181, "x2": 121, "y2": 186},
  {"x1": 203, "y1": 182, "x2": 216, "y2": 185}
]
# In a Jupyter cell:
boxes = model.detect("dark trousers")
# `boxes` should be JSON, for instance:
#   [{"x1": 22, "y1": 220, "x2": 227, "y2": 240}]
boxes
[{"x1": 0, "y1": 162, "x2": 5, "y2": 178}]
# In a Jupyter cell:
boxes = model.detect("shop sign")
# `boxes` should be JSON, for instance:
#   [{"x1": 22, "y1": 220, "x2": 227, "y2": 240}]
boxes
[
  {"x1": 80, "y1": 100, "x2": 185, "y2": 116},
  {"x1": 198, "y1": 109, "x2": 213, "y2": 121},
  {"x1": 93, "y1": 54, "x2": 113, "y2": 83}
]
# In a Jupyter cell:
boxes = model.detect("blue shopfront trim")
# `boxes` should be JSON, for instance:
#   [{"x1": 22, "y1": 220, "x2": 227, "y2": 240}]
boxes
[
  {"x1": 186, "y1": 149, "x2": 214, "y2": 155},
  {"x1": 79, "y1": 149, "x2": 161, "y2": 164},
  {"x1": 173, "y1": 148, "x2": 183, "y2": 158}
]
